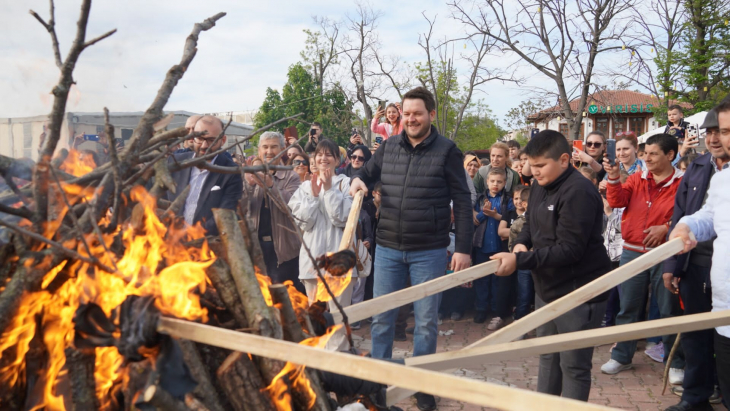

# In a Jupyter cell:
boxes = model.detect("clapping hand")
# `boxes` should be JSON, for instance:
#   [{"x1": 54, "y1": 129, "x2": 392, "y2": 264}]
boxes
[
  {"x1": 482, "y1": 203, "x2": 499, "y2": 219},
  {"x1": 311, "y1": 172, "x2": 322, "y2": 197}
]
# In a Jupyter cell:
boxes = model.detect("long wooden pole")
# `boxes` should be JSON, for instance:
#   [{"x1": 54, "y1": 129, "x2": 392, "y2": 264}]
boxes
[
  {"x1": 157, "y1": 317, "x2": 611, "y2": 411},
  {"x1": 387, "y1": 237, "x2": 685, "y2": 404},
  {"x1": 338, "y1": 191, "x2": 364, "y2": 251},
  {"x1": 406, "y1": 310, "x2": 730, "y2": 370},
  {"x1": 331, "y1": 260, "x2": 498, "y2": 324}
]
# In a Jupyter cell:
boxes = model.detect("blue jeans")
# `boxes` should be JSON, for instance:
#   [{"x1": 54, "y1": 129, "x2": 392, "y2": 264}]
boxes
[
  {"x1": 473, "y1": 250, "x2": 498, "y2": 313},
  {"x1": 370, "y1": 245, "x2": 447, "y2": 359},
  {"x1": 515, "y1": 269, "x2": 534, "y2": 320},
  {"x1": 611, "y1": 249, "x2": 685, "y2": 368}
]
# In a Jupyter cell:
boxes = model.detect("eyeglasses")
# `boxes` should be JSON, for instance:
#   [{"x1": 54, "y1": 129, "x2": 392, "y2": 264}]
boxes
[
  {"x1": 350, "y1": 155, "x2": 366, "y2": 162},
  {"x1": 292, "y1": 160, "x2": 306, "y2": 166},
  {"x1": 194, "y1": 136, "x2": 218, "y2": 145},
  {"x1": 585, "y1": 142, "x2": 603, "y2": 148}
]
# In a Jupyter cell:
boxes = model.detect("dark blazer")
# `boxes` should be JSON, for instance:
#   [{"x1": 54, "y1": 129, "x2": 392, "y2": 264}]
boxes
[
  {"x1": 663, "y1": 153, "x2": 715, "y2": 277},
  {"x1": 167, "y1": 151, "x2": 243, "y2": 235}
]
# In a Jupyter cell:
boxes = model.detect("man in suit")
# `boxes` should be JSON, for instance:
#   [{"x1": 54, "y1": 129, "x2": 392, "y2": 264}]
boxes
[{"x1": 167, "y1": 115, "x2": 242, "y2": 235}]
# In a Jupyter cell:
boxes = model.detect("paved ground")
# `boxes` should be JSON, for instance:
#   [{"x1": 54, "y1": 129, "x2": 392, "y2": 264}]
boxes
[{"x1": 351, "y1": 313, "x2": 727, "y2": 411}]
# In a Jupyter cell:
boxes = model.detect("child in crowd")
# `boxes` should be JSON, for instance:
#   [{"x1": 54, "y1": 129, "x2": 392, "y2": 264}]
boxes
[
  {"x1": 601, "y1": 170, "x2": 629, "y2": 328},
  {"x1": 579, "y1": 166, "x2": 598, "y2": 188},
  {"x1": 473, "y1": 167, "x2": 514, "y2": 329},
  {"x1": 518, "y1": 149, "x2": 533, "y2": 185},
  {"x1": 664, "y1": 104, "x2": 689, "y2": 140},
  {"x1": 677, "y1": 153, "x2": 699, "y2": 173},
  {"x1": 498, "y1": 185, "x2": 532, "y2": 322},
  {"x1": 637, "y1": 143, "x2": 646, "y2": 162}
]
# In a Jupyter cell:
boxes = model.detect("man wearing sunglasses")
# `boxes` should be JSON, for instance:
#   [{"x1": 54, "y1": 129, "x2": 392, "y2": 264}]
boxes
[{"x1": 167, "y1": 115, "x2": 242, "y2": 236}]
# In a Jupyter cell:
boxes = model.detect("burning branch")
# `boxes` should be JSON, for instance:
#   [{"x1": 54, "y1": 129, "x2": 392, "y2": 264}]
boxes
[{"x1": 30, "y1": 0, "x2": 117, "y2": 227}]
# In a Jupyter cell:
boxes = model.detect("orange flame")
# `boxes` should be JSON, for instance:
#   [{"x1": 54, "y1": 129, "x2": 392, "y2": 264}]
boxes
[
  {"x1": 0, "y1": 185, "x2": 214, "y2": 410},
  {"x1": 314, "y1": 271, "x2": 353, "y2": 303},
  {"x1": 59, "y1": 149, "x2": 96, "y2": 177},
  {"x1": 264, "y1": 325, "x2": 342, "y2": 410}
]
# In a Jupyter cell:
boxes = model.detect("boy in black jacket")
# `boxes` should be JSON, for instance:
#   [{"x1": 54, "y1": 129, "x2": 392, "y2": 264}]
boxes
[{"x1": 491, "y1": 130, "x2": 611, "y2": 402}]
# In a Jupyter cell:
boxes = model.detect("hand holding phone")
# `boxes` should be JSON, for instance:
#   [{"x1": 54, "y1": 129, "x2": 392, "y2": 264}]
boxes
[{"x1": 606, "y1": 138, "x2": 616, "y2": 166}]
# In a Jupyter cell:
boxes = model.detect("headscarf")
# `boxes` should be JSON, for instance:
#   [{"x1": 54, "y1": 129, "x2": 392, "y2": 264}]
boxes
[{"x1": 463, "y1": 154, "x2": 481, "y2": 170}]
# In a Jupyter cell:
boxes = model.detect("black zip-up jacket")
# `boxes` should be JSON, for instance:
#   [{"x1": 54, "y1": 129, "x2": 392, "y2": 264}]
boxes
[
  {"x1": 353, "y1": 126, "x2": 473, "y2": 254},
  {"x1": 514, "y1": 166, "x2": 611, "y2": 303}
]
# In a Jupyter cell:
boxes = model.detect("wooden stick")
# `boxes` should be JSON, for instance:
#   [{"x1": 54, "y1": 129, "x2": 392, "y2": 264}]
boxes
[
  {"x1": 662, "y1": 332, "x2": 682, "y2": 395},
  {"x1": 331, "y1": 260, "x2": 499, "y2": 324},
  {"x1": 338, "y1": 190, "x2": 364, "y2": 251},
  {"x1": 387, "y1": 237, "x2": 685, "y2": 404},
  {"x1": 157, "y1": 317, "x2": 610, "y2": 411},
  {"x1": 405, "y1": 310, "x2": 730, "y2": 370}
]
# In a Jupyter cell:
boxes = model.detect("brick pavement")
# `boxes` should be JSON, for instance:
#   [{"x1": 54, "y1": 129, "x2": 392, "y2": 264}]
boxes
[{"x1": 351, "y1": 314, "x2": 727, "y2": 411}]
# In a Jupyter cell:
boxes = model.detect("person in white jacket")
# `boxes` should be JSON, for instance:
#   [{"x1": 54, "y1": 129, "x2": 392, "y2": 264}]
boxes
[
  {"x1": 288, "y1": 139, "x2": 354, "y2": 306},
  {"x1": 668, "y1": 100, "x2": 730, "y2": 407}
]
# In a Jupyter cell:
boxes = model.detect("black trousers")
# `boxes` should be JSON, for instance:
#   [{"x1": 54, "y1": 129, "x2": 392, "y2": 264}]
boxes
[
  {"x1": 260, "y1": 241, "x2": 304, "y2": 294},
  {"x1": 678, "y1": 263, "x2": 715, "y2": 405},
  {"x1": 714, "y1": 331, "x2": 730, "y2": 409}
]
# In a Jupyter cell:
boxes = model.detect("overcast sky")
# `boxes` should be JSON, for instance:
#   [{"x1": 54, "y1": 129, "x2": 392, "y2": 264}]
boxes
[{"x1": 1, "y1": 0, "x2": 571, "y2": 127}]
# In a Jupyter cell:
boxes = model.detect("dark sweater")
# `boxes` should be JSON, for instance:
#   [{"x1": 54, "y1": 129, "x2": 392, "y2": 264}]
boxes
[{"x1": 514, "y1": 166, "x2": 611, "y2": 303}]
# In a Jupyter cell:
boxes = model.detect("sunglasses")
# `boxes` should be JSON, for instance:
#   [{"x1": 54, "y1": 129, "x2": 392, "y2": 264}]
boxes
[
  {"x1": 292, "y1": 160, "x2": 306, "y2": 166},
  {"x1": 350, "y1": 155, "x2": 366, "y2": 162},
  {"x1": 585, "y1": 142, "x2": 603, "y2": 148}
]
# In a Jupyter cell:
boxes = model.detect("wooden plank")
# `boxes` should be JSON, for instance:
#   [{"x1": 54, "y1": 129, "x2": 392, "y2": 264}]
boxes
[
  {"x1": 338, "y1": 190, "x2": 364, "y2": 251},
  {"x1": 407, "y1": 309, "x2": 730, "y2": 370},
  {"x1": 386, "y1": 237, "x2": 684, "y2": 405},
  {"x1": 331, "y1": 260, "x2": 499, "y2": 324},
  {"x1": 157, "y1": 317, "x2": 611, "y2": 411}
]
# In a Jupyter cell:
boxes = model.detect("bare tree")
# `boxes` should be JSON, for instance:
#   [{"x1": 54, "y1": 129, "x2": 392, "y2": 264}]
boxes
[
  {"x1": 451, "y1": 0, "x2": 634, "y2": 141},
  {"x1": 300, "y1": 17, "x2": 348, "y2": 93},
  {"x1": 606, "y1": 0, "x2": 685, "y2": 107},
  {"x1": 418, "y1": 13, "x2": 519, "y2": 140}
]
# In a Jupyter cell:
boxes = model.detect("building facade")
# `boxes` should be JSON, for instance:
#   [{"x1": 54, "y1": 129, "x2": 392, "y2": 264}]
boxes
[
  {"x1": 0, "y1": 111, "x2": 253, "y2": 161},
  {"x1": 528, "y1": 90, "x2": 674, "y2": 140}
]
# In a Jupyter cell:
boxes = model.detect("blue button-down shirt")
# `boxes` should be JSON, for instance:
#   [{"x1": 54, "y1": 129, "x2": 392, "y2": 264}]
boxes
[{"x1": 476, "y1": 191, "x2": 513, "y2": 254}]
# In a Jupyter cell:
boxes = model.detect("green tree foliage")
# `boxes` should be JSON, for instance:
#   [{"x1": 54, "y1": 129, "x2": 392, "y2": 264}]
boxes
[
  {"x1": 254, "y1": 63, "x2": 354, "y2": 147},
  {"x1": 453, "y1": 102, "x2": 504, "y2": 152}
]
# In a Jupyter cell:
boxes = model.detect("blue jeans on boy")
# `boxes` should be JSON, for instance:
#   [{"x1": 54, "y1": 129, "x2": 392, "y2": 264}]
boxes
[
  {"x1": 370, "y1": 245, "x2": 448, "y2": 359},
  {"x1": 515, "y1": 269, "x2": 534, "y2": 320},
  {"x1": 473, "y1": 250, "x2": 497, "y2": 313}
]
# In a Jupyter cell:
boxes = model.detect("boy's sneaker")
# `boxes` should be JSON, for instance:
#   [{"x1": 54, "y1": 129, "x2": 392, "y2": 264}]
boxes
[
  {"x1": 350, "y1": 321, "x2": 361, "y2": 330},
  {"x1": 487, "y1": 317, "x2": 504, "y2": 331},
  {"x1": 600, "y1": 359, "x2": 632, "y2": 374},
  {"x1": 668, "y1": 368, "x2": 684, "y2": 385},
  {"x1": 710, "y1": 385, "x2": 722, "y2": 404},
  {"x1": 414, "y1": 392, "x2": 436, "y2": 411},
  {"x1": 394, "y1": 329, "x2": 407, "y2": 341},
  {"x1": 645, "y1": 343, "x2": 664, "y2": 363},
  {"x1": 450, "y1": 312, "x2": 463, "y2": 321}
]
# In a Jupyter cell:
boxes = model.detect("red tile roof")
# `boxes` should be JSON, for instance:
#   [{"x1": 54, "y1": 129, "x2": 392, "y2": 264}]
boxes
[{"x1": 529, "y1": 90, "x2": 691, "y2": 119}]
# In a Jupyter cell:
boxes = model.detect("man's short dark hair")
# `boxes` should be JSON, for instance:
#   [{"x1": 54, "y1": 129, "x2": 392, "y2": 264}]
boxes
[
  {"x1": 311, "y1": 122, "x2": 323, "y2": 130},
  {"x1": 403, "y1": 87, "x2": 436, "y2": 112},
  {"x1": 507, "y1": 140, "x2": 521, "y2": 150},
  {"x1": 668, "y1": 104, "x2": 684, "y2": 114},
  {"x1": 524, "y1": 130, "x2": 571, "y2": 161},
  {"x1": 645, "y1": 133, "x2": 679, "y2": 162}
]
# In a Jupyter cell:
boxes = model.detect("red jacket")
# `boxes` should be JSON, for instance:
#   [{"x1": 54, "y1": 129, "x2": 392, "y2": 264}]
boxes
[{"x1": 606, "y1": 168, "x2": 683, "y2": 253}]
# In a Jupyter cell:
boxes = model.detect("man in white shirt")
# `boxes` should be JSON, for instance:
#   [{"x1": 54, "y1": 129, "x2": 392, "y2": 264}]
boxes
[
  {"x1": 167, "y1": 115, "x2": 242, "y2": 235},
  {"x1": 668, "y1": 99, "x2": 730, "y2": 409}
]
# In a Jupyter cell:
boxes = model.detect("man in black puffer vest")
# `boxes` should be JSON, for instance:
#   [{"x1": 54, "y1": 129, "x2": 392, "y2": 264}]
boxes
[{"x1": 351, "y1": 87, "x2": 472, "y2": 411}]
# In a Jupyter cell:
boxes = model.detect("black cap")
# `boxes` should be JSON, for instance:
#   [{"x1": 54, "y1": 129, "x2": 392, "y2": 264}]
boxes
[{"x1": 701, "y1": 109, "x2": 718, "y2": 129}]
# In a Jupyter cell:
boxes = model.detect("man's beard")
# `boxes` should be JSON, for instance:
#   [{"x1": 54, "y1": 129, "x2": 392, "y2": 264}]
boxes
[{"x1": 405, "y1": 122, "x2": 431, "y2": 141}]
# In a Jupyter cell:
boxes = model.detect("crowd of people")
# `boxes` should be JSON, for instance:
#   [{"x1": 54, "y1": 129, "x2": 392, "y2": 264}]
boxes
[{"x1": 171, "y1": 88, "x2": 730, "y2": 411}]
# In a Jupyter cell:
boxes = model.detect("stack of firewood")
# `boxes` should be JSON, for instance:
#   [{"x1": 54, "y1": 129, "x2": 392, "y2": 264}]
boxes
[{"x1": 0, "y1": 2, "x2": 343, "y2": 410}]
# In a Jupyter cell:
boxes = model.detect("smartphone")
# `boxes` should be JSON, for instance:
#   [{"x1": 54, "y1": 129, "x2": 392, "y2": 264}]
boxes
[
  {"x1": 606, "y1": 138, "x2": 616, "y2": 166},
  {"x1": 375, "y1": 136, "x2": 383, "y2": 144},
  {"x1": 573, "y1": 140, "x2": 583, "y2": 151},
  {"x1": 687, "y1": 125, "x2": 699, "y2": 146},
  {"x1": 378, "y1": 100, "x2": 387, "y2": 112},
  {"x1": 83, "y1": 134, "x2": 100, "y2": 142}
]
